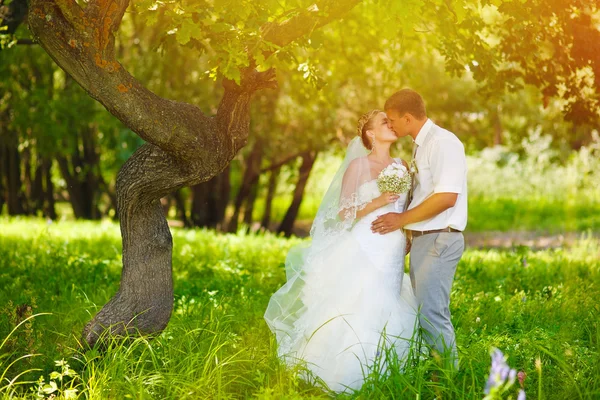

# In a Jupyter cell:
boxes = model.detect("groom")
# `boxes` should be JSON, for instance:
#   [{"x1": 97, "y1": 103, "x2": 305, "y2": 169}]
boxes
[{"x1": 371, "y1": 89, "x2": 467, "y2": 370}]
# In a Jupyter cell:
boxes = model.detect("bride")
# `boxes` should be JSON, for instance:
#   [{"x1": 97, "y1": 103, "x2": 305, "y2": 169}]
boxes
[{"x1": 264, "y1": 110, "x2": 418, "y2": 392}]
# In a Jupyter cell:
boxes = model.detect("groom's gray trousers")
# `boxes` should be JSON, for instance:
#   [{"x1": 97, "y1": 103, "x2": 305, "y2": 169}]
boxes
[{"x1": 409, "y1": 232, "x2": 464, "y2": 368}]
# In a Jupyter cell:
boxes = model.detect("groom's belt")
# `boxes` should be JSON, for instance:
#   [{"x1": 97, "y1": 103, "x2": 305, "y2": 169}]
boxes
[{"x1": 408, "y1": 227, "x2": 461, "y2": 237}]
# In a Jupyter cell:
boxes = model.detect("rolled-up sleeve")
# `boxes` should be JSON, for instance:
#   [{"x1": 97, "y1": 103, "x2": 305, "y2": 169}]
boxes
[{"x1": 430, "y1": 137, "x2": 466, "y2": 194}]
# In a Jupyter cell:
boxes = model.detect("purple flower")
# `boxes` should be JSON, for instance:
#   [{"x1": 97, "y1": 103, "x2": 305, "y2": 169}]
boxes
[
  {"x1": 484, "y1": 348, "x2": 518, "y2": 395},
  {"x1": 518, "y1": 389, "x2": 526, "y2": 400},
  {"x1": 508, "y1": 369, "x2": 517, "y2": 384}
]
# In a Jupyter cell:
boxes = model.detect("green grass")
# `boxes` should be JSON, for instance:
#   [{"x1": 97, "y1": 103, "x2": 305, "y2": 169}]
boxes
[{"x1": 1, "y1": 218, "x2": 599, "y2": 399}]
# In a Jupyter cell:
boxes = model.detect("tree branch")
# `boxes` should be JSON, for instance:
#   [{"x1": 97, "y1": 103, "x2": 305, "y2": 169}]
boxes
[
  {"x1": 260, "y1": 152, "x2": 303, "y2": 173},
  {"x1": 261, "y1": 0, "x2": 363, "y2": 48},
  {"x1": 27, "y1": 0, "x2": 218, "y2": 161},
  {"x1": 15, "y1": 38, "x2": 36, "y2": 45}
]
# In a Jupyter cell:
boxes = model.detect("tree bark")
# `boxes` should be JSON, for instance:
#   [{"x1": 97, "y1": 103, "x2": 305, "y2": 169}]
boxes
[
  {"x1": 26, "y1": 0, "x2": 361, "y2": 347},
  {"x1": 277, "y1": 151, "x2": 318, "y2": 237}
]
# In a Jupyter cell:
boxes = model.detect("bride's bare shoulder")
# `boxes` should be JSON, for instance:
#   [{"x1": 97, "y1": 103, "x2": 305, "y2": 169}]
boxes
[{"x1": 348, "y1": 156, "x2": 370, "y2": 168}]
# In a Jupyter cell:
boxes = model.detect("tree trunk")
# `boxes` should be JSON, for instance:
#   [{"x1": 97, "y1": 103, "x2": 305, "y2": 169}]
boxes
[
  {"x1": 56, "y1": 126, "x2": 102, "y2": 219},
  {"x1": 31, "y1": 155, "x2": 45, "y2": 215},
  {"x1": 260, "y1": 167, "x2": 280, "y2": 229},
  {"x1": 1, "y1": 136, "x2": 27, "y2": 215},
  {"x1": 22, "y1": 146, "x2": 33, "y2": 212},
  {"x1": 190, "y1": 166, "x2": 230, "y2": 229},
  {"x1": 172, "y1": 189, "x2": 191, "y2": 228},
  {"x1": 98, "y1": 173, "x2": 118, "y2": 219},
  {"x1": 228, "y1": 141, "x2": 263, "y2": 232},
  {"x1": 277, "y1": 151, "x2": 317, "y2": 237},
  {"x1": 42, "y1": 158, "x2": 57, "y2": 219},
  {"x1": 243, "y1": 179, "x2": 259, "y2": 225},
  {"x1": 26, "y1": 0, "x2": 361, "y2": 347},
  {"x1": 492, "y1": 104, "x2": 503, "y2": 146}
]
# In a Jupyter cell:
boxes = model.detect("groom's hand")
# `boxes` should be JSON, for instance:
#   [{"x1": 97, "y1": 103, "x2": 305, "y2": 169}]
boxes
[{"x1": 371, "y1": 212, "x2": 404, "y2": 235}]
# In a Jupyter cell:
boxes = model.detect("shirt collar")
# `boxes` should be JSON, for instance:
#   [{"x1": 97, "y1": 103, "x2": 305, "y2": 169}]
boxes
[{"x1": 414, "y1": 118, "x2": 434, "y2": 146}]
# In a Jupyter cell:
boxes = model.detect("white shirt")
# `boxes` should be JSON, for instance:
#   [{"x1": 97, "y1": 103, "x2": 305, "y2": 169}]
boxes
[{"x1": 404, "y1": 119, "x2": 468, "y2": 232}]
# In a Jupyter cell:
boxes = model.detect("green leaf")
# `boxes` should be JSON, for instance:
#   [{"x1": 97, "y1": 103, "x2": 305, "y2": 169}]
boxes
[
  {"x1": 42, "y1": 381, "x2": 58, "y2": 394},
  {"x1": 146, "y1": 12, "x2": 159, "y2": 27},
  {"x1": 176, "y1": 18, "x2": 203, "y2": 45}
]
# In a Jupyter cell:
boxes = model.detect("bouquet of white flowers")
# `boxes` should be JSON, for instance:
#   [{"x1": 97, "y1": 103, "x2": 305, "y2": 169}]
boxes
[{"x1": 376, "y1": 163, "x2": 411, "y2": 210}]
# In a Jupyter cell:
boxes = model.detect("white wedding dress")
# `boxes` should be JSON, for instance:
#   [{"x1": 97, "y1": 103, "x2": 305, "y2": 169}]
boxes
[{"x1": 265, "y1": 163, "x2": 418, "y2": 392}]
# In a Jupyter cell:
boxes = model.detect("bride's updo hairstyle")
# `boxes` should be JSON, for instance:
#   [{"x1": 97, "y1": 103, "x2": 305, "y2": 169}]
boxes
[{"x1": 357, "y1": 109, "x2": 382, "y2": 151}]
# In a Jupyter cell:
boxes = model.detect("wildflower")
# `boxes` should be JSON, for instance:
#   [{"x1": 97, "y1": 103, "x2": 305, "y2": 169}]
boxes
[
  {"x1": 518, "y1": 371, "x2": 526, "y2": 387},
  {"x1": 485, "y1": 349, "x2": 512, "y2": 393},
  {"x1": 484, "y1": 348, "x2": 520, "y2": 398},
  {"x1": 518, "y1": 389, "x2": 526, "y2": 400}
]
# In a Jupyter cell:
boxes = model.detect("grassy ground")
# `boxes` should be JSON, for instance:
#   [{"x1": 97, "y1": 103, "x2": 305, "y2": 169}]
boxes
[{"x1": 1, "y1": 218, "x2": 599, "y2": 399}]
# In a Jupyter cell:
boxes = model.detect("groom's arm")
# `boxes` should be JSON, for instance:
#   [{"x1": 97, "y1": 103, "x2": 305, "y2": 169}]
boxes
[
  {"x1": 372, "y1": 135, "x2": 465, "y2": 235},
  {"x1": 370, "y1": 193, "x2": 457, "y2": 234}
]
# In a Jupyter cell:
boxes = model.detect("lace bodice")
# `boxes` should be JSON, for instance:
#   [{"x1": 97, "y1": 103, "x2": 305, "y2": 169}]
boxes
[
  {"x1": 357, "y1": 180, "x2": 380, "y2": 204},
  {"x1": 356, "y1": 179, "x2": 408, "y2": 214}
]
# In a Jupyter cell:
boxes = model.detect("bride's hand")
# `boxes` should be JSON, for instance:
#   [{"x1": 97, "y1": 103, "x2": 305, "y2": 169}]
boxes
[{"x1": 376, "y1": 192, "x2": 400, "y2": 207}]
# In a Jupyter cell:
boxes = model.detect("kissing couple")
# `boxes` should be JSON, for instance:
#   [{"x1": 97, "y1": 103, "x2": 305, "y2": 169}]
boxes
[{"x1": 265, "y1": 88, "x2": 468, "y2": 392}]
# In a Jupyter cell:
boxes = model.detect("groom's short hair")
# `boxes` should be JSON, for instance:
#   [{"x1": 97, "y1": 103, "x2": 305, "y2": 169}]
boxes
[{"x1": 385, "y1": 89, "x2": 427, "y2": 120}]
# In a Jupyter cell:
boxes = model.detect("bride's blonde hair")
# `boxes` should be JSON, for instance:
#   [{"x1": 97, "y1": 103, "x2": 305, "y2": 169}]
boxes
[{"x1": 357, "y1": 110, "x2": 382, "y2": 150}]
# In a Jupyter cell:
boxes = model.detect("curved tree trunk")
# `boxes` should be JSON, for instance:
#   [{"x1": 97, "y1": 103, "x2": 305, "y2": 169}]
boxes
[{"x1": 26, "y1": 0, "x2": 361, "y2": 347}]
